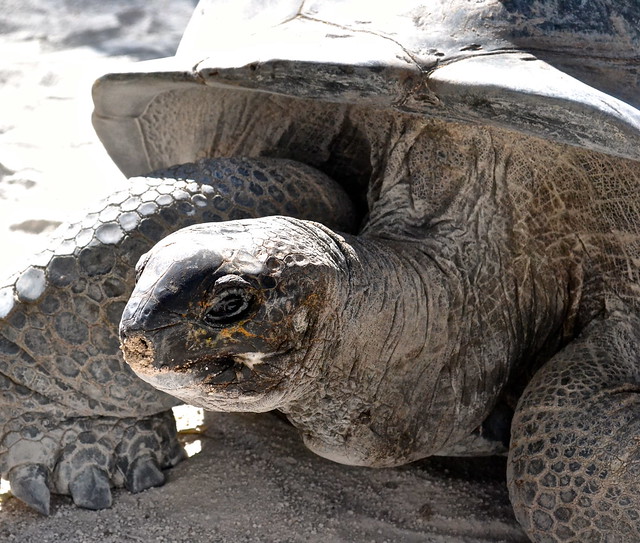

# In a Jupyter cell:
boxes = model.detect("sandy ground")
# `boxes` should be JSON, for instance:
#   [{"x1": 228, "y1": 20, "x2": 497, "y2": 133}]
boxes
[
  {"x1": 1, "y1": 411, "x2": 526, "y2": 543},
  {"x1": 0, "y1": 2, "x2": 527, "y2": 541}
]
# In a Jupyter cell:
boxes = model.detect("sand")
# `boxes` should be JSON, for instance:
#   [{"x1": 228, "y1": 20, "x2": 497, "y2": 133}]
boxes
[{"x1": 0, "y1": 2, "x2": 527, "y2": 541}]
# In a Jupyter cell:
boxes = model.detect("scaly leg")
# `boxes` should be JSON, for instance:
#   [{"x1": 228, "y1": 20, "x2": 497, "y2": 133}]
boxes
[{"x1": 508, "y1": 311, "x2": 640, "y2": 542}]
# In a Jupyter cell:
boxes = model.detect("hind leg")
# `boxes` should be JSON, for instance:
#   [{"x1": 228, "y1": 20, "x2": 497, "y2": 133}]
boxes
[
  {"x1": 508, "y1": 312, "x2": 640, "y2": 542},
  {"x1": 1, "y1": 157, "x2": 354, "y2": 513}
]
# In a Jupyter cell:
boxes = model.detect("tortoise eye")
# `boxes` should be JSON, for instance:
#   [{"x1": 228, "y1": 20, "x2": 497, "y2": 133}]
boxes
[{"x1": 205, "y1": 287, "x2": 255, "y2": 325}]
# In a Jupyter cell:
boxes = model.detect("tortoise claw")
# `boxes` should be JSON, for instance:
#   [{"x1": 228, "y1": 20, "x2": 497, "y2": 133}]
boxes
[
  {"x1": 124, "y1": 455, "x2": 165, "y2": 493},
  {"x1": 8, "y1": 464, "x2": 51, "y2": 515},
  {"x1": 69, "y1": 466, "x2": 112, "y2": 510}
]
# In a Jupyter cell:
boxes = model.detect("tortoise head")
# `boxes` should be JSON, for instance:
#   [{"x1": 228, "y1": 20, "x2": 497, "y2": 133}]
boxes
[{"x1": 119, "y1": 216, "x2": 346, "y2": 412}]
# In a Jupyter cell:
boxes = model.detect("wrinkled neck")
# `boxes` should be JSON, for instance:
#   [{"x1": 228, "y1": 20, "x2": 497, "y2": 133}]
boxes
[
  {"x1": 278, "y1": 230, "x2": 491, "y2": 464},
  {"x1": 280, "y1": 218, "x2": 568, "y2": 466}
]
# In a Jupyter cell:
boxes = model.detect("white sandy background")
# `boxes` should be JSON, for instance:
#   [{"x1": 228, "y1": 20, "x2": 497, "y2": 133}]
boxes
[
  {"x1": 0, "y1": 2, "x2": 526, "y2": 541},
  {"x1": 0, "y1": 0, "x2": 197, "y2": 275}
]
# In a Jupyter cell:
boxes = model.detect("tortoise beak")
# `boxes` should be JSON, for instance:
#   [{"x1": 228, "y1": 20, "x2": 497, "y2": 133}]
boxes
[{"x1": 120, "y1": 331, "x2": 199, "y2": 392}]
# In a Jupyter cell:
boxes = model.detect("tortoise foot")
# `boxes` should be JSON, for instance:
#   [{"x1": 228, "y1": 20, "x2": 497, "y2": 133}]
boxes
[{"x1": 1, "y1": 410, "x2": 183, "y2": 514}]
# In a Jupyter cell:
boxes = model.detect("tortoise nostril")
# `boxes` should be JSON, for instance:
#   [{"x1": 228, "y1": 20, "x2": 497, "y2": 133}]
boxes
[{"x1": 121, "y1": 335, "x2": 156, "y2": 371}]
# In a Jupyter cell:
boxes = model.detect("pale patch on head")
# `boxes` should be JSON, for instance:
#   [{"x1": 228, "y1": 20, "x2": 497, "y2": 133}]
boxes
[
  {"x1": 236, "y1": 352, "x2": 265, "y2": 369},
  {"x1": 293, "y1": 308, "x2": 309, "y2": 334}
]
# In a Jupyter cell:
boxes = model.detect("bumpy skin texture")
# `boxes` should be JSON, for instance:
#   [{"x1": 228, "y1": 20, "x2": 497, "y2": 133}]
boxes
[
  {"x1": 508, "y1": 314, "x2": 640, "y2": 542},
  {"x1": 119, "y1": 96, "x2": 640, "y2": 543},
  {"x1": 0, "y1": 157, "x2": 354, "y2": 513}
]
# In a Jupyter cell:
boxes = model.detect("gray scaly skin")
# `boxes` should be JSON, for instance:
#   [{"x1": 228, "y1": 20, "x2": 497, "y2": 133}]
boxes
[
  {"x1": 121, "y1": 117, "x2": 640, "y2": 542},
  {"x1": 0, "y1": 157, "x2": 354, "y2": 513}
]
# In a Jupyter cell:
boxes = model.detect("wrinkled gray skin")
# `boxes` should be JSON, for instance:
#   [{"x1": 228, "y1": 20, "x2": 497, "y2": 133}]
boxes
[{"x1": 3, "y1": 1, "x2": 640, "y2": 542}]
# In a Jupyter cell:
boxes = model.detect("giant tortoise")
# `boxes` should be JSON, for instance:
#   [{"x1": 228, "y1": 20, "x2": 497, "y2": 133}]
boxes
[{"x1": 2, "y1": 1, "x2": 640, "y2": 541}]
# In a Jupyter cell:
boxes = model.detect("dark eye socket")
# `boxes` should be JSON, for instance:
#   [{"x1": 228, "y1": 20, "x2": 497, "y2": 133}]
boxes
[{"x1": 205, "y1": 287, "x2": 255, "y2": 326}]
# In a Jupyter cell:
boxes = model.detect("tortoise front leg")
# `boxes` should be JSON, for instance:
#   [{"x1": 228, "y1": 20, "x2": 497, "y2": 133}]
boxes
[{"x1": 508, "y1": 312, "x2": 640, "y2": 542}]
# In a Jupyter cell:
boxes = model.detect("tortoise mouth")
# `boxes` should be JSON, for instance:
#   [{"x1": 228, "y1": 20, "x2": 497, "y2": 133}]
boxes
[
  {"x1": 183, "y1": 354, "x2": 255, "y2": 387},
  {"x1": 121, "y1": 334, "x2": 284, "y2": 394}
]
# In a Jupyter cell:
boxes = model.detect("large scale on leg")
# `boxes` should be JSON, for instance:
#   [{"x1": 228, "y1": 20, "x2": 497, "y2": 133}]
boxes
[{"x1": 5, "y1": 1, "x2": 640, "y2": 541}]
